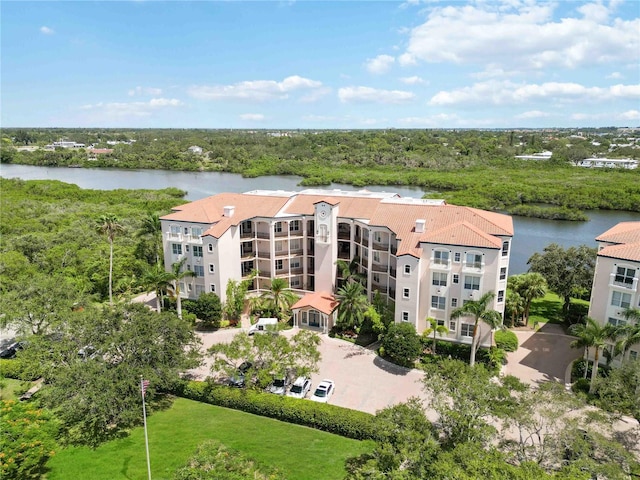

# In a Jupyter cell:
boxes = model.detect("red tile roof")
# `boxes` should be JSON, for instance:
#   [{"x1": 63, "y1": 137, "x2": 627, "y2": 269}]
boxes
[
  {"x1": 596, "y1": 221, "x2": 640, "y2": 262},
  {"x1": 291, "y1": 291, "x2": 338, "y2": 315}
]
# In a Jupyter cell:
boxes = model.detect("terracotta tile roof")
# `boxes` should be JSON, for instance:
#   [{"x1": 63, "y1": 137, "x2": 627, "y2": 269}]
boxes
[
  {"x1": 284, "y1": 195, "x2": 384, "y2": 219},
  {"x1": 160, "y1": 193, "x2": 291, "y2": 236},
  {"x1": 596, "y1": 222, "x2": 640, "y2": 262},
  {"x1": 596, "y1": 221, "x2": 640, "y2": 245},
  {"x1": 420, "y1": 221, "x2": 503, "y2": 249},
  {"x1": 291, "y1": 291, "x2": 338, "y2": 315}
]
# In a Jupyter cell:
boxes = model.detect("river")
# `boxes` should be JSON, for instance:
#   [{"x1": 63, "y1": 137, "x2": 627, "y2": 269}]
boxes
[{"x1": 2, "y1": 163, "x2": 639, "y2": 274}]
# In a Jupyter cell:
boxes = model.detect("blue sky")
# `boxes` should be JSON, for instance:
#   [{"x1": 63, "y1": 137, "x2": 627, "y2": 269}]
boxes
[{"x1": 2, "y1": 1, "x2": 639, "y2": 129}]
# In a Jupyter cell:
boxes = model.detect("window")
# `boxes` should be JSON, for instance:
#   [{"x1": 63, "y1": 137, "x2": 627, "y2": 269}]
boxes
[
  {"x1": 374, "y1": 232, "x2": 382, "y2": 243},
  {"x1": 195, "y1": 284, "x2": 204, "y2": 295},
  {"x1": 630, "y1": 351, "x2": 638, "y2": 361},
  {"x1": 615, "y1": 267, "x2": 636, "y2": 287},
  {"x1": 291, "y1": 259, "x2": 301, "y2": 269},
  {"x1": 402, "y1": 311, "x2": 409, "y2": 322},
  {"x1": 502, "y1": 241, "x2": 509, "y2": 256},
  {"x1": 208, "y1": 243, "x2": 214, "y2": 252},
  {"x1": 373, "y1": 273, "x2": 380, "y2": 284},
  {"x1": 290, "y1": 239, "x2": 301, "y2": 250},
  {"x1": 431, "y1": 296, "x2": 446, "y2": 309},
  {"x1": 432, "y1": 272, "x2": 448, "y2": 286},
  {"x1": 608, "y1": 317, "x2": 627, "y2": 327},
  {"x1": 194, "y1": 265, "x2": 205, "y2": 277},
  {"x1": 185, "y1": 244, "x2": 190, "y2": 252},
  {"x1": 449, "y1": 321, "x2": 456, "y2": 332},
  {"x1": 611, "y1": 291, "x2": 631, "y2": 309},
  {"x1": 497, "y1": 290, "x2": 504, "y2": 302},
  {"x1": 291, "y1": 278, "x2": 301, "y2": 287},
  {"x1": 274, "y1": 222, "x2": 283, "y2": 233},
  {"x1": 465, "y1": 253, "x2": 482, "y2": 269},
  {"x1": 451, "y1": 298, "x2": 458, "y2": 308},
  {"x1": 500, "y1": 267, "x2": 507, "y2": 281},
  {"x1": 403, "y1": 288, "x2": 410, "y2": 299},
  {"x1": 275, "y1": 259, "x2": 284, "y2": 271},
  {"x1": 373, "y1": 251, "x2": 380, "y2": 263},
  {"x1": 454, "y1": 252, "x2": 461, "y2": 263},
  {"x1": 460, "y1": 324, "x2": 474, "y2": 337},
  {"x1": 210, "y1": 284, "x2": 216, "y2": 293},
  {"x1": 464, "y1": 276, "x2": 481, "y2": 291},
  {"x1": 434, "y1": 250, "x2": 449, "y2": 265},
  {"x1": 453, "y1": 274, "x2": 459, "y2": 284},
  {"x1": 170, "y1": 225, "x2": 180, "y2": 236},
  {"x1": 192, "y1": 227, "x2": 203, "y2": 237},
  {"x1": 289, "y1": 220, "x2": 301, "y2": 232},
  {"x1": 275, "y1": 241, "x2": 284, "y2": 252},
  {"x1": 209, "y1": 264, "x2": 215, "y2": 273},
  {"x1": 437, "y1": 318, "x2": 446, "y2": 327},
  {"x1": 172, "y1": 244, "x2": 182, "y2": 255},
  {"x1": 193, "y1": 246, "x2": 203, "y2": 257},
  {"x1": 404, "y1": 265, "x2": 411, "y2": 275}
]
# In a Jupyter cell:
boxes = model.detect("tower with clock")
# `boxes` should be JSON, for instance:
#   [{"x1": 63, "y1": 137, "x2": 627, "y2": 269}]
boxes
[{"x1": 314, "y1": 200, "x2": 338, "y2": 292}]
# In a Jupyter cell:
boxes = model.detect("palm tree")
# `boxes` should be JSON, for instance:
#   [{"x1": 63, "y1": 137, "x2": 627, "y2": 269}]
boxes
[
  {"x1": 509, "y1": 273, "x2": 547, "y2": 326},
  {"x1": 137, "y1": 212, "x2": 162, "y2": 265},
  {"x1": 97, "y1": 214, "x2": 124, "y2": 306},
  {"x1": 570, "y1": 327, "x2": 595, "y2": 379},
  {"x1": 570, "y1": 317, "x2": 619, "y2": 394},
  {"x1": 260, "y1": 278, "x2": 298, "y2": 320},
  {"x1": 336, "y1": 257, "x2": 366, "y2": 288},
  {"x1": 614, "y1": 308, "x2": 640, "y2": 363},
  {"x1": 423, "y1": 317, "x2": 449, "y2": 355},
  {"x1": 450, "y1": 291, "x2": 503, "y2": 367},
  {"x1": 141, "y1": 264, "x2": 173, "y2": 313},
  {"x1": 505, "y1": 290, "x2": 525, "y2": 327},
  {"x1": 167, "y1": 257, "x2": 195, "y2": 319},
  {"x1": 335, "y1": 281, "x2": 369, "y2": 331}
]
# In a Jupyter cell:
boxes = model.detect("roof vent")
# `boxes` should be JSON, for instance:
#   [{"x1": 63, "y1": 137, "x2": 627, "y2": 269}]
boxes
[
  {"x1": 415, "y1": 219, "x2": 426, "y2": 234},
  {"x1": 223, "y1": 206, "x2": 235, "y2": 217}
]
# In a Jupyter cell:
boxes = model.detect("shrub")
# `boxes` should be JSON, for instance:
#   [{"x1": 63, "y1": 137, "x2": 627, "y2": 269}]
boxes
[
  {"x1": 381, "y1": 323, "x2": 422, "y2": 368},
  {"x1": 173, "y1": 380, "x2": 383, "y2": 441},
  {"x1": 572, "y1": 378, "x2": 590, "y2": 394},
  {"x1": 0, "y1": 359, "x2": 39, "y2": 381},
  {"x1": 494, "y1": 330, "x2": 519, "y2": 352}
]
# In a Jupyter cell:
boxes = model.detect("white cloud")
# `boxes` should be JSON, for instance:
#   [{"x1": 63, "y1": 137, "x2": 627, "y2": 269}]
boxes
[
  {"x1": 365, "y1": 54, "x2": 395, "y2": 74},
  {"x1": 338, "y1": 86, "x2": 415, "y2": 104},
  {"x1": 398, "y1": 113, "x2": 460, "y2": 126},
  {"x1": 187, "y1": 75, "x2": 323, "y2": 102},
  {"x1": 572, "y1": 109, "x2": 639, "y2": 121},
  {"x1": 429, "y1": 80, "x2": 640, "y2": 106},
  {"x1": 619, "y1": 109, "x2": 640, "y2": 120},
  {"x1": 399, "y1": 75, "x2": 426, "y2": 85},
  {"x1": 40, "y1": 26, "x2": 55, "y2": 35},
  {"x1": 299, "y1": 87, "x2": 332, "y2": 103},
  {"x1": 514, "y1": 110, "x2": 552, "y2": 119},
  {"x1": 399, "y1": 2, "x2": 640, "y2": 70},
  {"x1": 606, "y1": 71, "x2": 623, "y2": 79},
  {"x1": 79, "y1": 98, "x2": 183, "y2": 117},
  {"x1": 128, "y1": 86, "x2": 163, "y2": 97},
  {"x1": 239, "y1": 113, "x2": 265, "y2": 121}
]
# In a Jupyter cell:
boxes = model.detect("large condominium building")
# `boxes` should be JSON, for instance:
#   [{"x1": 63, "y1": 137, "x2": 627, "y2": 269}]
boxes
[
  {"x1": 588, "y1": 221, "x2": 640, "y2": 363},
  {"x1": 160, "y1": 189, "x2": 513, "y2": 346}
]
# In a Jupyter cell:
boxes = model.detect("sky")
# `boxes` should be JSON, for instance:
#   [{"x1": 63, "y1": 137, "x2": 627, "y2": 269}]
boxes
[{"x1": 1, "y1": 0, "x2": 639, "y2": 129}]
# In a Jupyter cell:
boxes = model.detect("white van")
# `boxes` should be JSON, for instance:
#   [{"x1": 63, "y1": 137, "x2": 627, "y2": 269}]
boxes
[{"x1": 248, "y1": 318, "x2": 278, "y2": 335}]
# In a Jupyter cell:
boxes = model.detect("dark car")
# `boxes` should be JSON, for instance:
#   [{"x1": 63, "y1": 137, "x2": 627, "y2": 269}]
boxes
[
  {"x1": 0, "y1": 341, "x2": 26, "y2": 359},
  {"x1": 228, "y1": 361, "x2": 253, "y2": 388}
]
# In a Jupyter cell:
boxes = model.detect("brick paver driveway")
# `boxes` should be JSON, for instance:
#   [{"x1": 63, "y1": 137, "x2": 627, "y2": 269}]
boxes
[{"x1": 192, "y1": 328, "x2": 429, "y2": 415}]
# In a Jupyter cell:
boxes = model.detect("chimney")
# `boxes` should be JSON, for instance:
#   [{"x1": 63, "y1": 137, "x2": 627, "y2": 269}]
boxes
[
  {"x1": 415, "y1": 219, "x2": 426, "y2": 234},
  {"x1": 223, "y1": 206, "x2": 235, "y2": 217}
]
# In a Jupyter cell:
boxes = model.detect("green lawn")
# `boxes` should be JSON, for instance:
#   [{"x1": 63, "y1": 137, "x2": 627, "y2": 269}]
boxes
[
  {"x1": 0, "y1": 377, "x2": 29, "y2": 401},
  {"x1": 46, "y1": 397, "x2": 373, "y2": 480},
  {"x1": 528, "y1": 292, "x2": 589, "y2": 327}
]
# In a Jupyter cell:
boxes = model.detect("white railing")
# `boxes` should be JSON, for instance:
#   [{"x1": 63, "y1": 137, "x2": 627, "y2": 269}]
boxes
[{"x1": 609, "y1": 273, "x2": 638, "y2": 291}]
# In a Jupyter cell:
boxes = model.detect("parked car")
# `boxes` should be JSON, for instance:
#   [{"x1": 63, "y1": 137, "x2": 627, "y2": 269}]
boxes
[
  {"x1": 0, "y1": 341, "x2": 26, "y2": 359},
  {"x1": 310, "y1": 379, "x2": 335, "y2": 403},
  {"x1": 228, "y1": 361, "x2": 253, "y2": 388},
  {"x1": 267, "y1": 376, "x2": 290, "y2": 395},
  {"x1": 287, "y1": 376, "x2": 312, "y2": 399},
  {"x1": 248, "y1": 318, "x2": 278, "y2": 335}
]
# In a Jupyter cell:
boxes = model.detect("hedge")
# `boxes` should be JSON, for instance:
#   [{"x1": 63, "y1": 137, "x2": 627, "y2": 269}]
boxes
[
  {"x1": 172, "y1": 380, "x2": 383, "y2": 441},
  {"x1": 494, "y1": 330, "x2": 519, "y2": 352},
  {"x1": 0, "y1": 359, "x2": 39, "y2": 381}
]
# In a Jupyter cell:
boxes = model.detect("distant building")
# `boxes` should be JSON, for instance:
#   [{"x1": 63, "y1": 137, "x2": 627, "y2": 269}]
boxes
[
  {"x1": 44, "y1": 140, "x2": 85, "y2": 150},
  {"x1": 514, "y1": 151, "x2": 553, "y2": 161},
  {"x1": 588, "y1": 221, "x2": 640, "y2": 364},
  {"x1": 188, "y1": 146, "x2": 203, "y2": 155},
  {"x1": 159, "y1": 189, "x2": 513, "y2": 345},
  {"x1": 87, "y1": 148, "x2": 114, "y2": 160},
  {"x1": 574, "y1": 158, "x2": 638, "y2": 169}
]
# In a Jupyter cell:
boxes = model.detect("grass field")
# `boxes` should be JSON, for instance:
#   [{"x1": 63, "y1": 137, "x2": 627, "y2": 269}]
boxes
[
  {"x1": 528, "y1": 292, "x2": 589, "y2": 328},
  {"x1": 0, "y1": 377, "x2": 29, "y2": 401},
  {"x1": 46, "y1": 397, "x2": 373, "y2": 480}
]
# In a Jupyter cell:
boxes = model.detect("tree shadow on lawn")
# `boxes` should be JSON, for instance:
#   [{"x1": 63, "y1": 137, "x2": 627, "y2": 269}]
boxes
[
  {"x1": 373, "y1": 356, "x2": 411, "y2": 376},
  {"x1": 528, "y1": 299, "x2": 564, "y2": 325}
]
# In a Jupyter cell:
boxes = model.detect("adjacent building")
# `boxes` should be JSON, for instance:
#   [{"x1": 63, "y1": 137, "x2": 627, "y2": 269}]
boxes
[
  {"x1": 588, "y1": 221, "x2": 640, "y2": 363},
  {"x1": 160, "y1": 189, "x2": 514, "y2": 346}
]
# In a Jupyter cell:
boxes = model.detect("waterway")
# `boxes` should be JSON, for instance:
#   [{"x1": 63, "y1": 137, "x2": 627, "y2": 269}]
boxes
[{"x1": 2, "y1": 163, "x2": 639, "y2": 274}]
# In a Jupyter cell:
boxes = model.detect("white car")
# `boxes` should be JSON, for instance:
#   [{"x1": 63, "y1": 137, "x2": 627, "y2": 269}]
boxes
[
  {"x1": 287, "y1": 376, "x2": 312, "y2": 399},
  {"x1": 267, "y1": 377, "x2": 290, "y2": 395},
  {"x1": 310, "y1": 379, "x2": 335, "y2": 403}
]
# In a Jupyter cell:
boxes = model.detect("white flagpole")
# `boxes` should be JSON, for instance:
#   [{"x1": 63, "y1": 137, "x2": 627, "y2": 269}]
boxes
[{"x1": 141, "y1": 378, "x2": 152, "y2": 480}]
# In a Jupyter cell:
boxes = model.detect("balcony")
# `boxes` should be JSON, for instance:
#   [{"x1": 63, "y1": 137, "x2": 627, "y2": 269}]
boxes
[
  {"x1": 166, "y1": 232, "x2": 183, "y2": 241},
  {"x1": 338, "y1": 231, "x2": 351, "y2": 240},
  {"x1": 289, "y1": 247, "x2": 304, "y2": 256},
  {"x1": 257, "y1": 250, "x2": 271, "y2": 259},
  {"x1": 240, "y1": 230, "x2": 253, "y2": 239},
  {"x1": 256, "y1": 231, "x2": 270, "y2": 240},
  {"x1": 462, "y1": 262, "x2": 484, "y2": 273},
  {"x1": 275, "y1": 249, "x2": 290, "y2": 257},
  {"x1": 610, "y1": 273, "x2": 638, "y2": 291},
  {"x1": 257, "y1": 270, "x2": 272, "y2": 278},
  {"x1": 371, "y1": 263, "x2": 388, "y2": 273},
  {"x1": 290, "y1": 267, "x2": 304, "y2": 275},
  {"x1": 389, "y1": 267, "x2": 396, "y2": 278},
  {"x1": 184, "y1": 234, "x2": 203, "y2": 244},
  {"x1": 390, "y1": 244, "x2": 397, "y2": 255},
  {"x1": 274, "y1": 230, "x2": 289, "y2": 238},
  {"x1": 240, "y1": 250, "x2": 255, "y2": 259},
  {"x1": 431, "y1": 259, "x2": 451, "y2": 270},
  {"x1": 372, "y1": 241, "x2": 389, "y2": 251},
  {"x1": 389, "y1": 288, "x2": 396, "y2": 300}
]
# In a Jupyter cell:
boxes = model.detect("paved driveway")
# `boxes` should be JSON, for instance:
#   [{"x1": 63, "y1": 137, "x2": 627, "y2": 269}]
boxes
[{"x1": 191, "y1": 328, "x2": 429, "y2": 416}]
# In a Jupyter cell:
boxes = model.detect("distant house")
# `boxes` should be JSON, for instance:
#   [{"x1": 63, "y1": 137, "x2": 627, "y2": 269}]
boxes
[
  {"x1": 574, "y1": 158, "x2": 638, "y2": 169},
  {"x1": 44, "y1": 140, "x2": 85, "y2": 150},
  {"x1": 188, "y1": 146, "x2": 203, "y2": 155},
  {"x1": 87, "y1": 148, "x2": 114, "y2": 161},
  {"x1": 514, "y1": 151, "x2": 553, "y2": 161}
]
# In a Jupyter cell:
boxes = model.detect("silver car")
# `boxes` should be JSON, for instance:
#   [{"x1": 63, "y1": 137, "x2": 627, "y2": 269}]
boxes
[{"x1": 286, "y1": 376, "x2": 312, "y2": 399}]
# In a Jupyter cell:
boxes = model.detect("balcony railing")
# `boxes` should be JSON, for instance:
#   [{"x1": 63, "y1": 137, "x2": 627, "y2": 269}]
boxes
[
  {"x1": 166, "y1": 232, "x2": 183, "y2": 241},
  {"x1": 371, "y1": 263, "x2": 388, "y2": 273},
  {"x1": 257, "y1": 250, "x2": 271, "y2": 259},
  {"x1": 274, "y1": 230, "x2": 288, "y2": 238},
  {"x1": 610, "y1": 274, "x2": 638, "y2": 291},
  {"x1": 240, "y1": 250, "x2": 255, "y2": 259},
  {"x1": 240, "y1": 230, "x2": 253, "y2": 239},
  {"x1": 256, "y1": 232, "x2": 270, "y2": 239},
  {"x1": 290, "y1": 267, "x2": 304, "y2": 275},
  {"x1": 372, "y1": 241, "x2": 389, "y2": 251},
  {"x1": 289, "y1": 248, "x2": 304, "y2": 256},
  {"x1": 389, "y1": 267, "x2": 396, "y2": 278},
  {"x1": 338, "y1": 231, "x2": 351, "y2": 240},
  {"x1": 389, "y1": 288, "x2": 396, "y2": 299},
  {"x1": 431, "y1": 259, "x2": 451, "y2": 269}
]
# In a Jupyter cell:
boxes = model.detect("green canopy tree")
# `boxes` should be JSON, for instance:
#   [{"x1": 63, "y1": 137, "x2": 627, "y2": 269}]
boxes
[
  {"x1": 450, "y1": 291, "x2": 502, "y2": 367},
  {"x1": 508, "y1": 273, "x2": 547, "y2": 325},
  {"x1": 335, "y1": 281, "x2": 369, "y2": 331},
  {"x1": 96, "y1": 214, "x2": 125, "y2": 306}
]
